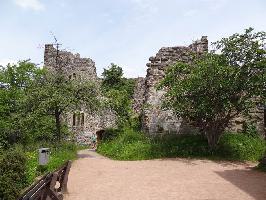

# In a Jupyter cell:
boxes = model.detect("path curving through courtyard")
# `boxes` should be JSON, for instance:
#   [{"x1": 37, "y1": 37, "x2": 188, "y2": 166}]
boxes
[{"x1": 65, "y1": 149, "x2": 266, "y2": 200}]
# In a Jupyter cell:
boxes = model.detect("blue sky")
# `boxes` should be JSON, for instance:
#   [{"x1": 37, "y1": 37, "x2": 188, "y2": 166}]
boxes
[{"x1": 0, "y1": 0, "x2": 265, "y2": 77}]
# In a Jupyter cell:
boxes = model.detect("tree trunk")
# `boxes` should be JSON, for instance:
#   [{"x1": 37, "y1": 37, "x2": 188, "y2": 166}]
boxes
[
  {"x1": 206, "y1": 126, "x2": 222, "y2": 151},
  {"x1": 55, "y1": 109, "x2": 61, "y2": 141}
]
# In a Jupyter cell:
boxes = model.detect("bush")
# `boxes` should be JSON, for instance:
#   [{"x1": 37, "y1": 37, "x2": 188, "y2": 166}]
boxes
[
  {"x1": 257, "y1": 160, "x2": 266, "y2": 172},
  {"x1": 117, "y1": 129, "x2": 152, "y2": 160},
  {"x1": 24, "y1": 142, "x2": 78, "y2": 184},
  {"x1": 218, "y1": 133, "x2": 266, "y2": 161},
  {"x1": 97, "y1": 128, "x2": 211, "y2": 160},
  {"x1": 0, "y1": 147, "x2": 27, "y2": 200},
  {"x1": 98, "y1": 128, "x2": 266, "y2": 162},
  {"x1": 242, "y1": 122, "x2": 260, "y2": 138},
  {"x1": 97, "y1": 128, "x2": 152, "y2": 160},
  {"x1": 0, "y1": 141, "x2": 79, "y2": 200},
  {"x1": 101, "y1": 128, "x2": 121, "y2": 141},
  {"x1": 151, "y1": 134, "x2": 210, "y2": 158},
  {"x1": 128, "y1": 115, "x2": 142, "y2": 131}
]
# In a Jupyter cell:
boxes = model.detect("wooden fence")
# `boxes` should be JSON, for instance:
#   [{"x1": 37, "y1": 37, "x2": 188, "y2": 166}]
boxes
[{"x1": 19, "y1": 160, "x2": 72, "y2": 200}]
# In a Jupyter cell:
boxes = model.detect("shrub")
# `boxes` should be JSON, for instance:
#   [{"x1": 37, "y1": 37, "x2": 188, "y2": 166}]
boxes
[
  {"x1": 97, "y1": 128, "x2": 153, "y2": 160},
  {"x1": 151, "y1": 134, "x2": 211, "y2": 158},
  {"x1": 101, "y1": 128, "x2": 121, "y2": 141},
  {"x1": 257, "y1": 160, "x2": 266, "y2": 172},
  {"x1": 0, "y1": 147, "x2": 27, "y2": 200},
  {"x1": 24, "y1": 142, "x2": 78, "y2": 181},
  {"x1": 218, "y1": 133, "x2": 266, "y2": 161},
  {"x1": 98, "y1": 127, "x2": 266, "y2": 162},
  {"x1": 129, "y1": 115, "x2": 142, "y2": 131},
  {"x1": 0, "y1": 141, "x2": 80, "y2": 193},
  {"x1": 242, "y1": 122, "x2": 260, "y2": 138},
  {"x1": 97, "y1": 128, "x2": 211, "y2": 160}
]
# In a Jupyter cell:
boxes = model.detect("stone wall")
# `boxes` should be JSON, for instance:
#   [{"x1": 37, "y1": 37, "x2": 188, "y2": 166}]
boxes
[
  {"x1": 132, "y1": 77, "x2": 146, "y2": 114},
  {"x1": 44, "y1": 44, "x2": 98, "y2": 82},
  {"x1": 139, "y1": 36, "x2": 264, "y2": 136},
  {"x1": 44, "y1": 44, "x2": 116, "y2": 145},
  {"x1": 228, "y1": 108, "x2": 265, "y2": 135},
  {"x1": 141, "y1": 37, "x2": 208, "y2": 135},
  {"x1": 44, "y1": 40, "x2": 265, "y2": 140}
]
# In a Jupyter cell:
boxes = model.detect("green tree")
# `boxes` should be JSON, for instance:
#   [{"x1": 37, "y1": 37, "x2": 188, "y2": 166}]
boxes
[
  {"x1": 101, "y1": 63, "x2": 135, "y2": 97},
  {"x1": 0, "y1": 61, "x2": 42, "y2": 147},
  {"x1": 159, "y1": 28, "x2": 266, "y2": 149},
  {"x1": 101, "y1": 63, "x2": 136, "y2": 126},
  {"x1": 26, "y1": 70, "x2": 100, "y2": 141},
  {"x1": 102, "y1": 63, "x2": 124, "y2": 91},
  {"x1": 104, "y1": 89, "x2": 132, "y2": 126}
]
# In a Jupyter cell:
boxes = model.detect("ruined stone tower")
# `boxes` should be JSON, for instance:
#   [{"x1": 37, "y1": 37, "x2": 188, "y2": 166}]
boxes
[
  {"x1": 44, "y1": 44, "x2": 98, "y2": 81},
  {"x1": 138, "y1": 37, "x2": 209, "y2": 135},
  {"x1": 44, "y1": 44, "x2": 116, "y2": 144},
  {"x1": 133, "y1": 36, "x2": 264, "y2": 136}
]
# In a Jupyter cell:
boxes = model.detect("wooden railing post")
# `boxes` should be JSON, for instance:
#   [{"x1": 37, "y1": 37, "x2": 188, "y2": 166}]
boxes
[
  {"x1": 19, "y1": 161, "x2": 72, "y2": 200},
  {"x1": 61, "y1": 161, "x2": 72, "y2": 193}
]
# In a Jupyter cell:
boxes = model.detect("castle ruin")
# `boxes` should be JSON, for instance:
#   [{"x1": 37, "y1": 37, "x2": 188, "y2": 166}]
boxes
[
  {"x1": 139, "y1": 37, "x2": 208, "y2": 135},
  {"x1": 44, "y1": 36, "x2": 265, "y2": 144},
  {"x1": 44, "y1": 44, "x2": 116, "y2": 144}
]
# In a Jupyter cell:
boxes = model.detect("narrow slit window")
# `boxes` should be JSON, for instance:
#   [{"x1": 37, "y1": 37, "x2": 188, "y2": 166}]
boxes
[
  {"x1": 77, "y1": 114, "x2": 80, "y2": 126},
  {"x1": 81, "y1": 113, "x2": 85, "y2": 126},
  {"x1": 72, "y1": 113, "x2": 76, "y2": 126}
]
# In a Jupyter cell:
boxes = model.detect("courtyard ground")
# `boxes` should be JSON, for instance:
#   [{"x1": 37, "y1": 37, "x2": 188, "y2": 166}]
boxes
[{"x1": 65, "y1": 149, "x2": 266, "y2": 200}]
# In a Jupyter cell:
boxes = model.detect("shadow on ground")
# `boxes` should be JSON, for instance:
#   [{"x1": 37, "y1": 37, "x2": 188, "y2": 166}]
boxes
[{"x1": 215, "y1": 168, "x2": 266, "y2": 200}]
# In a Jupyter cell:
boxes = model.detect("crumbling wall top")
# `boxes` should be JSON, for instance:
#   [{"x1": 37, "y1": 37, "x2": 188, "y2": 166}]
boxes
[{"x1": 44, "y1": 44, "x2": 97, "y2": 81}]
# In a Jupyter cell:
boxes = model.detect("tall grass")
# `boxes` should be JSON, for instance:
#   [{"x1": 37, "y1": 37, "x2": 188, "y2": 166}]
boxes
[
  {"x1": 0, "y1": 141, "x2": 80, "y2": 200},
  {"x1": 97, "y1": 128, "x2": 266, "y2": 161}
]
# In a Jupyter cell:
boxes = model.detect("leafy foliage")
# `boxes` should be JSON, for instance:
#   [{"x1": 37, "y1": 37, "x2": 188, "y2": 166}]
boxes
[
  {"x1": 242, "y1": 122, "x2": 260, "y2": 138},
  {"x1": 0, "y1": 61, "x2": 43, "y2": 147},
  {"x1": 102, "y1": 63, "x2": 124, "y2": 91},
  {"x1": 97, "y1": 128, "x2": 153, "y2": 160},
  {"x1": 26, "y1": 70, "x2": 100, "y2": 141},
  {"x1": 98, "y1": 128, "x2": 266, "y2": 161},
  {"x1": 159, "y1": 28, "x2": 266, "y2": 149},
  {"x1": 97, "y1": 127, "x2": 211, "y2": 160},
  {"x1": 0, "y1": 60, "x2": 101, "y2": 144},
  {"x1": 0, "y1": 142, "x2": 79, "y2": 200},
  {"x1": 257, "y1": 161, "x2": 266, "y2": 172},
  {"x1": 104, "y1": 89, "x2": 132, "y2": 126},
  {"x1": 0, "y1": 146, "x2": 27, "y2": 200},
  {"x1": 218, "y1": 133, "x2": 266, "y2": 161},
  {"x1": 101, "y1": 63, "x2": 136, "y2": 126}
]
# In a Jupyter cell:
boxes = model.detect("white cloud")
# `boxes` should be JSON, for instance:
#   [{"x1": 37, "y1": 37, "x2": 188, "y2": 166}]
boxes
[{"x1": 14, "y1": 0, "x2": 45, "y2": 11}]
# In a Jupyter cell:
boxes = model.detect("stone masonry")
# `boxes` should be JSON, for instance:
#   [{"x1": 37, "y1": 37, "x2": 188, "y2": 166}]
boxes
[
  {"x1": 44, "y1": 38, "x2": 265, "y2": 142},
  {"x1": 140, "y1": 36, "x2": 208, "y2": 135},
  {"x1": 44, "y1": 44, "x2": 98, "y2": 82},
  {"x1": 133, "y1": 36, "x2": 265, "y2": 136},
  {"x1": 44, "y1": 44, "x2": 116, "y2": 145},
  {"x1": 132, "y1": 77, "x2": 146, "y2": 114}
]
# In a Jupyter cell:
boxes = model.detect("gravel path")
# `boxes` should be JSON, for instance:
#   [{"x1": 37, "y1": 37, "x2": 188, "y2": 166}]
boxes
[{"x1": 65, "y1": 149, "x2": 266, "y2": 200}]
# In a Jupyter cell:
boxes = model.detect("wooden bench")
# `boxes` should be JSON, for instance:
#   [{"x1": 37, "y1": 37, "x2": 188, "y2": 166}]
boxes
[{"x1": 19, "y1": 160, "x2": 72, "y2": 200}]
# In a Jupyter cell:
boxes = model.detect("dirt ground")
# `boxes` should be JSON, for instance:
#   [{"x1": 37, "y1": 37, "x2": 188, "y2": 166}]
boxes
[{"x1": 65, "y1": 149, "x2": 266, "y2": 200}]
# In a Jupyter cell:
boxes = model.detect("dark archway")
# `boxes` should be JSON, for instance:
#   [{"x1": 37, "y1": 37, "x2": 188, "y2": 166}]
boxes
[{"x1": 96, "y1": 130, "x2": 105, "y2": 143}]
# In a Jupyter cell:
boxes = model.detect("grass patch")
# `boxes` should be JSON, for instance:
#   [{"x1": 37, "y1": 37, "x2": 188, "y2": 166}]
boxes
[
  {"x1": 97, "y1": 128, "x2": 211, "y2": 160},
  {"x1": 97, "y1": 128, "x2": 266, "y2": 162},
  {"x1": 25, "y1": 142, "x2": 78, "y2": 183},
  {"x1": 98, "y1": 128, "x2": 152, "y2": 160},
  {"x1": 217, "y1": 133, "x2": 266, "y2": 161},
  {"x1": 0, "y1": 141, "x2": 80, "y2": 200}
]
